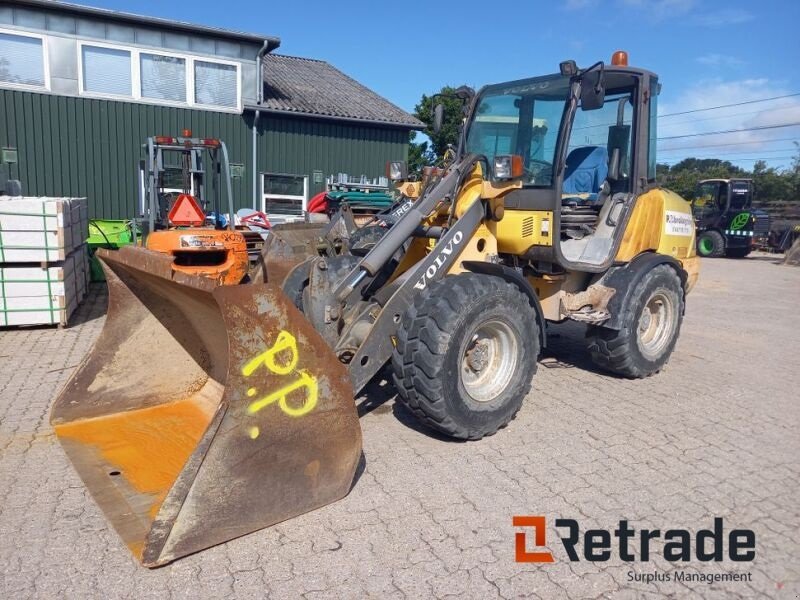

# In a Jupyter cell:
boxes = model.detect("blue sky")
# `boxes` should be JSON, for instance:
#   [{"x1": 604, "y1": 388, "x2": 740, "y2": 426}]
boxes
[{"x1": 81, "y1": 0, "x2": 800, "y2": 169}]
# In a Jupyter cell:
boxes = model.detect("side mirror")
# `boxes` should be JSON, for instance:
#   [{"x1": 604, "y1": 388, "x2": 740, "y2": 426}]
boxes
[
  {"x1": 580, "y1": 70, "x2": 605, "y2": 111},
  {"x1": 433, "y1": 103, "x2": 444, "y2": 134}
]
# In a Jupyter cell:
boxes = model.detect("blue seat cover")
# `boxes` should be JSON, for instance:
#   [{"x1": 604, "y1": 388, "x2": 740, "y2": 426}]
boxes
[{"x1": 562, "y1": 146, "x2": 609, "y2": 202}]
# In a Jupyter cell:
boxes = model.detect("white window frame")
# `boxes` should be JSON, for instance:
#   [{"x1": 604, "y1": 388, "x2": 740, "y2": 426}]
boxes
[
  {"x1": 76, "y1": 40, "x2": 241, "y2": 112},
  {"x1": 192, "y1": 57, "x2": 241, "y2": 111},
  {"x1": 261, "y1": 173, "x2": 309, "y2": 217},
  {"x1": 77, "y1": 39, "x2": 135, "y2": 101},
  {"x1": 0, "y1": 27, "x2": 50, "y2": 92},
  {"x1": 138, "y1": 48, "x2": 192, "y2": 106}
]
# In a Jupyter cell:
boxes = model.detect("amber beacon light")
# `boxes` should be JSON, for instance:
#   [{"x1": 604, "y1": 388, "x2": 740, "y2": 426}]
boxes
[{"x1": 611, "y1": 50, "x2": 629, "y2": 66}]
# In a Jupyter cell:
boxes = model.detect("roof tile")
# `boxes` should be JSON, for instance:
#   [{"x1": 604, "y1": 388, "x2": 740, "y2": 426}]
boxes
[{"x1": 262, "y1": 55, "x2": 424, "y2": 129}]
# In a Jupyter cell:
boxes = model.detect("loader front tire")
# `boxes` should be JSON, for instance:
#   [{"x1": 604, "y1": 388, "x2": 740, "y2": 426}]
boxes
[
  {"x1": 392, "y1": 273, "x2": 539, "y2": 440},
  {"x1": 587, "y1": 264, "x2": 684, "y2": 378},
  {"x1": 696, "y1": 230, "x2": 725, "y2": 257}
]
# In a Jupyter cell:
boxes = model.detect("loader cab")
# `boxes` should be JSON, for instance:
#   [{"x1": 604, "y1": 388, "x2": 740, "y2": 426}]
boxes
[
  {"x1": 461, "y1": 59, "x2": 658, "y2": 272},
  {"x1": 691, "y1": 179, "x2": 753, "y2": 223}
]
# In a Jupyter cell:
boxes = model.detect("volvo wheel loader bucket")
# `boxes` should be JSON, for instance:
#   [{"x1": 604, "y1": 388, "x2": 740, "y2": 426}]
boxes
[
  {"x1": 50, "y1": 246, "x2": 362, "y2": 567},
  {"x1": 250, "y1": 219, "x2": 353, "y2": 285},
  {"x1": 250, "y1": 223, "x2": 330, "y2": 285}
]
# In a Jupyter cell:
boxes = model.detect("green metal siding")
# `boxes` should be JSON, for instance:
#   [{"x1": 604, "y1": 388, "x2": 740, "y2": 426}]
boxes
[
  {"x1": 257, "y1": 114, "x2": 409, "y2": 197},
  {"x1": 0, "y1": 89, "x2": 410, "y2": 219}
]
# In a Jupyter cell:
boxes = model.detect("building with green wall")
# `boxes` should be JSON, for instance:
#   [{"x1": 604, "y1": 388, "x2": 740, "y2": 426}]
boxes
[{"x1": 0, "y1": 0, "x2": 423, "y2": 220}]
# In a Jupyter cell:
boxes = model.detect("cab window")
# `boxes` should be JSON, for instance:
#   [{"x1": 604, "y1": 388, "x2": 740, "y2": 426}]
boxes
[
  {"x1": 692, "y1": 182, "x2": 722, "y2": 218},
  {"x1": 464, "y1": 76, "x2": 570, "y2": 187},
  {"x1": 729, "y1": 181, "x2": 751, "y2": 209},
  {"x1": 566, "y1": 90, "x2": 634, "y2": 194}
]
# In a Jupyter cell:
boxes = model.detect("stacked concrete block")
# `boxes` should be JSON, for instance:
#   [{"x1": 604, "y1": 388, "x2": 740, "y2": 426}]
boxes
[{"x1": 0, "y1": 197, "x2": 90, "y2": 327}]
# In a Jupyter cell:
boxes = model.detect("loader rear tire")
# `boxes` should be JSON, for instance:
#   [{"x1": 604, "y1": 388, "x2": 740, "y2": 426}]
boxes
[
  {"x1": 587, "y1": 264, "x2": 684, "y2": 378},
  {"x1": 392, "y1": 273, "x2": 539, "y2": 440}
]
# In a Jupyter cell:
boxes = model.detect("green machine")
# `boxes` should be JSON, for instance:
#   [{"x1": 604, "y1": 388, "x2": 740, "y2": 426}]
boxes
[{"x1": 86, "y1": 220, "x2": 138, "y2": 281}]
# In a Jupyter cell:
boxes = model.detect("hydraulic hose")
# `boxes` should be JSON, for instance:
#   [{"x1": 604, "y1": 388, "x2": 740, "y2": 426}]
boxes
[{"x1": 334, "y1": 155, "x2": 481, "y2": 301}]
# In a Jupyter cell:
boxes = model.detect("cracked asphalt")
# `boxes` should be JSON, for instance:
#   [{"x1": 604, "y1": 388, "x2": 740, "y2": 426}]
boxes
[{"x1": 1, "y1": 255, "x2": 798, "y2": 599}]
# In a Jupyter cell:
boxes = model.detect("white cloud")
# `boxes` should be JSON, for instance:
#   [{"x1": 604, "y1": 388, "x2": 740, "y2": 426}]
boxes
[
  {"x1": 618, "y1": 1, "x2": 753, "y2": 26},
  {"x1": 694, "y1": 8, "x2": 754, "y2": 27},
  {"x1": 696, "y1": 53, "x2": 746, "y2": 67},
  {"x1": 657, "y1": 79, "x2": 800, "y2": 168}
]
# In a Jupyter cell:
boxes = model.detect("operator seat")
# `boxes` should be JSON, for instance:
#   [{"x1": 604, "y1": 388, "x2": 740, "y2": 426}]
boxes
[
  {"x1": 562, "y1": 146, "x2": 609, "y2": 203},
  {"x1": 561, "y1": 146, "x2": 610, "y2": 240}
]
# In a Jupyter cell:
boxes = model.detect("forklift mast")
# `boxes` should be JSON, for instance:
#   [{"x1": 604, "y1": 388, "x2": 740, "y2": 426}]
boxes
[{"x1": 138, "y1": 133, "x2": 236, "y2": 239}]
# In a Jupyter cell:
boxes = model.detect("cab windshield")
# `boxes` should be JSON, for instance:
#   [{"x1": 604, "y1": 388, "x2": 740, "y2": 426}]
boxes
[
  {"x1": 464, "y1": 72, "x2": 638, "y2": 194},
  {"x1": 464, "y1": 74, "x2": 570, "y2": 187}
]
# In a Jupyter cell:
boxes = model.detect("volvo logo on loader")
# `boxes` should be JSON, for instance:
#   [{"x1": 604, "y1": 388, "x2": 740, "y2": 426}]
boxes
[{"x1": 413, "y1": 231, "x2": 464, "y2": 291}]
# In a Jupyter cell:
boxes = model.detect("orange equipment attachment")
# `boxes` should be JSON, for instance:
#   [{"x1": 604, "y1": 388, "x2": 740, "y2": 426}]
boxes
[{"x1": 145, "y1": 229, "x2": 250, "y2": 286}]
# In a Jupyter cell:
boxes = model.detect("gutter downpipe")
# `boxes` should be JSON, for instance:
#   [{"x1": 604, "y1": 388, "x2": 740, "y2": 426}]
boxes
[{"x1": 253, "y1": 38, "x2": 280, "y2": 209}]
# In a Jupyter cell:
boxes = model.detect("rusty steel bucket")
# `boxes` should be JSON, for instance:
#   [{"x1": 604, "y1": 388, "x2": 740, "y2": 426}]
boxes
[
  {"x1": 249, "y1": 222, "x2": 346, "y2": 285},
  {"x1": 50, "y1": 246, "x2": 362, "y2": 567}
]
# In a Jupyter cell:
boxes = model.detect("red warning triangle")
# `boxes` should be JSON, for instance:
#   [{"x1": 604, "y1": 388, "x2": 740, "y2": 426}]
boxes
[{"x1": 168, "y1": 194, "x2": 206, "y2": 226}]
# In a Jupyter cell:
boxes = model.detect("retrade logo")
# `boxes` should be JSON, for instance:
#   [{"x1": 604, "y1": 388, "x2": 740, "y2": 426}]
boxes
[
  {"x1": 513, "y1": 517, "x2": 755, "y2": 563},
  {"x1": 512, "y1": 516, "x2": 554, "y2": 563}
]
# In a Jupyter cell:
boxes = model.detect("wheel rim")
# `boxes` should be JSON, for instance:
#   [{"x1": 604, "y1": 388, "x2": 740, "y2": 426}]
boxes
[
  {"x1": 699, "y1": 237, "x2": 713, "y2": 255},
  {"x1": 460, "y1": 319, "x2": 518, "y2": 403},
  {"x1": 636, "y1": 290, "x2": 676, "y2": 361}
]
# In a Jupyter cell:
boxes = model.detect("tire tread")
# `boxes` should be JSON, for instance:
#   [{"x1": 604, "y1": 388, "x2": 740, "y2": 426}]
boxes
[
  {"x1": 391, "y1": 273, "x2": 537, "y2": 439},
  {"x1": 587, "y1": 264, "x2": 684, "y2": 378}
]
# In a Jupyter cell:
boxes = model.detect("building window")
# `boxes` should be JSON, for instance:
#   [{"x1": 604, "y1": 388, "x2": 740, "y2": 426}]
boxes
[
  {"x1": 0, "y1": 31, "x2": 46, "y2": 88},
  {"x1": 81, "y1": 44, "x2": 132, "y2": 96},
  {"x1": 140, "y1": 52, "x2": 186, "y2": 102},
  {"x1": 262, "y1": 173, "x2": 308, "y2": 218},
  {"x1": 195, "y1": 60, "x2": 238, "y2": 108},
  {"x1": 76, "y1": 41, "x2": 241, "y2": 111}
]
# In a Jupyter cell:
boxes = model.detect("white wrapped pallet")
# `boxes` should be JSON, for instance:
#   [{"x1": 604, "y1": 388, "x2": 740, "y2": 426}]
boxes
[
  {"x1": 0, "y1": 245, "x2": 89, "y2": 327},
  {"x1": 0, "y1": 196, "x2": 89, "y2": 263}
]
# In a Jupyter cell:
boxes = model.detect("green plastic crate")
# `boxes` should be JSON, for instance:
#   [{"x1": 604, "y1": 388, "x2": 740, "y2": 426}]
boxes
[
  {"x1": 87, "y1": 220, "x2": 137, "y2": 282},
  {"x1": 87, "y1": 220, "x2": 135, "y2": 247}
]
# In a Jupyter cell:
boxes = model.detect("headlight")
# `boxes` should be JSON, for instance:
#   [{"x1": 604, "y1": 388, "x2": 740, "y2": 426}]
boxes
[
  {"x1": 386, "y1": 161, "x2": 408, "y2": 182},
  {"x1": 493, "y1": 155, "x2": 523, "y2": 180}
]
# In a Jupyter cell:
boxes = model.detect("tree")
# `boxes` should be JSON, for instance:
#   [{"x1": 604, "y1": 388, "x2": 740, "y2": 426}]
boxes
[
  {"x1": 407, "y1": 133, "x2": 435, "y2": 174},
  {"x1": 790, "y1": 142, "x2": 800, "y2": 200},
  {"x1": 752, "y1": 160, "x2": 792, "y2": 204},
  {"x1": 657, "y1": 158, "x2": 747, "y2": 199},
  {"x1": 408, "y1": 86, "x2": 468, "y2": 171},
  {"x1": 792, "y1": 142, "x2": 800, "y2": 175}
]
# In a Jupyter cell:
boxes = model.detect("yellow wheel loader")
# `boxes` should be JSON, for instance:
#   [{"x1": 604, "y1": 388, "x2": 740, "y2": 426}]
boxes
[{"x1": 51, "y1": 52, "x2": 699, "y2": 567}]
